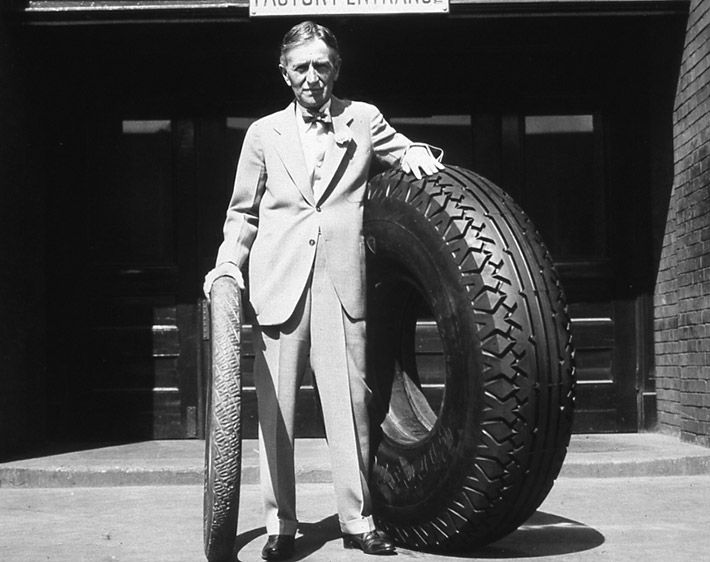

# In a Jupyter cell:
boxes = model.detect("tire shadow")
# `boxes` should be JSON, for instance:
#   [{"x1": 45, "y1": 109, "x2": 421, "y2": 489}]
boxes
[
  {"x1": 429, "y1": 511, "x2": 605, "y2": 559},
  {"x1": 231, "y1": 526, "x2": 268, "y2": 562}
]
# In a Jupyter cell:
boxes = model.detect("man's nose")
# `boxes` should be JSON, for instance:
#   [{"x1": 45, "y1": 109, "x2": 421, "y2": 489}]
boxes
[{"x1": 306, "y1": 64, "x2": 319, "y2": 83}]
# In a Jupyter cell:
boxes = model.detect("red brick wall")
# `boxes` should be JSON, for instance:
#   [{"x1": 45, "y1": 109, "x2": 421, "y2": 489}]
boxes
[{"x1": 655, "y1": 0, "x2": 710, "y2": 447}]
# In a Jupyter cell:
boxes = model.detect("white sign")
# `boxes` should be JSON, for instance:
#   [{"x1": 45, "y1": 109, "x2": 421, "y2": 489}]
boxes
[{"x1": 250, "y1": 0, "x2": 449, "y2": 17}]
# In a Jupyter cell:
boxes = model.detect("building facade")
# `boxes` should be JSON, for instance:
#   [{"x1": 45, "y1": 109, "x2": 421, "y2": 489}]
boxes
[
  {"x1": 655, "y1": 0, "x2": 710, "y2": 448},
  {"x1": 0, "y1": 0, "x2": 706, "y2": 455}
]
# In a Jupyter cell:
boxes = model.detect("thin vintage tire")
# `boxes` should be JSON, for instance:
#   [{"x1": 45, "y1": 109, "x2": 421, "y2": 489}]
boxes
[
  {"x1": 364, "y1": 166, "x2": 576, "y2": 550},
  {"x1": 203, "y1": 276, "x2": 242, "y2": 562}
]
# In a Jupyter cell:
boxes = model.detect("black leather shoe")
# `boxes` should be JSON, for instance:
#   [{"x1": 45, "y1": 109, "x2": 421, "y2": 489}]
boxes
[
  {"x1": 342, "y1": 530, "x2": 396, "y2": 555},
  {"x1": 261, "y1": 535, "x2": 295, "y2": 561}
]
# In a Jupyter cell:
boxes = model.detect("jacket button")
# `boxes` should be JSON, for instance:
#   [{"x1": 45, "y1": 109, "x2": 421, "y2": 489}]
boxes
[{"x1": 309, "y1": 239, "x2": 316, "y2": 246}]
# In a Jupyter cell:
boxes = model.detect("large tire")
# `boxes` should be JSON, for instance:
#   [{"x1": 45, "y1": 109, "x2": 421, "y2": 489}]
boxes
[
  {"x1": 203, "y1": 276, "x2": 242, "y2": 562},
  {"x1": 364, "y1": 166, "x2": 575, "y2": 550}
]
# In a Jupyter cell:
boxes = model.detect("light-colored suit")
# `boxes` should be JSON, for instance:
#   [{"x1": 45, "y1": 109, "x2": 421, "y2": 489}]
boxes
[
  {"x1": 215, "y1": 96, "x2": 411, "y2": 536},
  {"x1": 216, "y1": 96, "x2": 410, "y2": 326}
]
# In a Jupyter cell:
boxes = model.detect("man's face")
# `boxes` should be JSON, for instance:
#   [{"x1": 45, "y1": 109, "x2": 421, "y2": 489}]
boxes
[{"x1": 280, "y1": 39, "x2": 340, "y2": 110}]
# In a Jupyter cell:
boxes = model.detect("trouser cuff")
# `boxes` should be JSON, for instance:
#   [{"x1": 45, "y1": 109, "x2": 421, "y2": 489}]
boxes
[{"x1": 340, "y1": 515, "x2": 376, "y2": 535}]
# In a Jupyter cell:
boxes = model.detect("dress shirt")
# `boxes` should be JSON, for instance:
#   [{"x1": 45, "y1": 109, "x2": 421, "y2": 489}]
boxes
[{"x1": 296, "y1": 100, "x2": 334, "y2": 198}]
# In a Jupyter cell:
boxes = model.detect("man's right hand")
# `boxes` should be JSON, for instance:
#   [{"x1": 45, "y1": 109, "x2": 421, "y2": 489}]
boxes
[
  {"x1": 203, "y1": 262, "x2": 245, "y2": 300},
  {"x1": 401, "y1": 143, "x2": 445, "y2": 180}
]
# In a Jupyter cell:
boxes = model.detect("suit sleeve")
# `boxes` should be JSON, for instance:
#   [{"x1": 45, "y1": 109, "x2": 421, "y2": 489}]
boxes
[
  {"x1": 215, "y1": 122, "x2": 266, "y2": 269},
  {"x1": 369, "y1": 107, "x2": 412, "y2": 167}
]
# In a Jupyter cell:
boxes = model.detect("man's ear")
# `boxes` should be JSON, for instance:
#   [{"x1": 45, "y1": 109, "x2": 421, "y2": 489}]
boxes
[
  {"x1": 279, "y1": 64, "x2": 291, "y2": 86},
  {"x1": 333, "y1": 58, "x2": 341, "y2": 82}
]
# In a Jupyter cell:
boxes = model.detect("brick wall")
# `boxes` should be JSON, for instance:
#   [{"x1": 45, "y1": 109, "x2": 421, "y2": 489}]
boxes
[
  {"x1": 0, "y1": 14, "x2": 47, "y2": 455},
  {"x1": 655, "y1": 0, "x2": 710, "y2": 448}
]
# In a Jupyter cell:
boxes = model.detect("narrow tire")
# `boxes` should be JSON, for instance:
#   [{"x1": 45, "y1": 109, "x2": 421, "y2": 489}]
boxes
[{"x1": 203, "y1": 276, "x2": 243, "y2": 562}]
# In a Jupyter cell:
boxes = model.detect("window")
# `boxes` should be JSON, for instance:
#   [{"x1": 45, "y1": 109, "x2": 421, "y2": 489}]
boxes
[
  {"x1": 522, "y1": 114, "x2": 605, "y2": 259},
  {"x1": 90, "y1": 119, "x2": 174, "y2": 264},
  {"x1": 390, "y1": 115, "x2": 473, "y2": 169}
]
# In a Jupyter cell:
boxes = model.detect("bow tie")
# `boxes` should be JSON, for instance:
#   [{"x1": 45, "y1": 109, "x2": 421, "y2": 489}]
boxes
[{"x1": 302, "y1": 110, "x2": 332, "y2": 125}]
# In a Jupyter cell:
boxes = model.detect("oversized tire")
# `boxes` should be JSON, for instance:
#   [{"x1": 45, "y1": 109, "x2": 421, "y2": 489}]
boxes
[
  {"x1": 364, "y1": 165, "x2": 575, "y2": 550},
  {"x1": 203, "y1": 276, "x2": 242, "y2": 562}
]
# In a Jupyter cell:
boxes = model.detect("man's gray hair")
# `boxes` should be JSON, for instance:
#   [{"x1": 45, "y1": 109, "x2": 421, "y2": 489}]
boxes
[{"x1": 279, "y1": 21, "x2": 341, "y2": 65}]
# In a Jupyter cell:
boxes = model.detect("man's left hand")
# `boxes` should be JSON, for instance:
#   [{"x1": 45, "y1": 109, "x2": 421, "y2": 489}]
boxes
[{"x1": 401, "y1": 144, "x2": 445, "y2": 180}]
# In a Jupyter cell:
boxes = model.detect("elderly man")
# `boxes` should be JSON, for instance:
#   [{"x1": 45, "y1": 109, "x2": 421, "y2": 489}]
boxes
[{"x1": 204, "y1": 21, "x2": 443, "y2": 560}]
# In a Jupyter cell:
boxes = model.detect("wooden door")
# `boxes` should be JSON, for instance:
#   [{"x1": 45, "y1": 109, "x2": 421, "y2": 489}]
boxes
[
  {"x1": 197, "y1": 110, "x2": 645, "y2": 438},
  {"x1": 78, "y1": 118, "x2": 201, "y2": 440},
  {"x1": 193, "y1": 110, "x2": 646, "y2": 439},
  {"x1": 473, "y1": 112, "x2": 643, "y2": 432}
]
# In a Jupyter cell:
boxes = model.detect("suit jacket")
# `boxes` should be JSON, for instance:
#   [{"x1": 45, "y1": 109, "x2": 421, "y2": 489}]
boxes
[{"x1": 215, "y1": 96, "x2": 411, "y2": 326}]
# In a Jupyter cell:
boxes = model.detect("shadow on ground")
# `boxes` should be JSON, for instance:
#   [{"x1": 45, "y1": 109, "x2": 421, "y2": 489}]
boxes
[
  {"x1": 231, "y1": 511, "x2": 604, "y2": 560},
  {"x1": 450, "y1": 511, "x2": 605, "y2": 559},
  {"x1": 231, "y1": 516, "x2": 343, "y2": 561}
]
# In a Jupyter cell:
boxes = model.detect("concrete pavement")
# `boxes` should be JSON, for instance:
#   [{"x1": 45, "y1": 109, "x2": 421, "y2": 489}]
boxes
[
  {"x1": 1, "y1": 433, "x2": 710, "y2": 561},
  {"x1": 1, "y1": 477, "x2": 709, "y2": 561},
  {"x1": 2, "y1": 432, "x2": 710, "y2": 487}
]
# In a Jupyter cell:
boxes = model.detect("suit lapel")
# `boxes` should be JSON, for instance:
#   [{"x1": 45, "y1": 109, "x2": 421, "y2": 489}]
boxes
[
  {"x1": 316, "y1": 97, "x2": 353, "y2": 204},
  {"x1": 272, "y1": 103, "x2": 315, "y2": 205}
]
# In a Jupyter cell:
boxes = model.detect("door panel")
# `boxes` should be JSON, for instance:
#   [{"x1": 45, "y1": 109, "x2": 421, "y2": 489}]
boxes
[
  {"x1": 471, "y1": 112, "x2": 642, "y2": 432},
  {"x1": 205, "y1": 111, "x2": 640, "y2": 436},
  {"x1": 81, "y1": 119, "x2": 199, "y2": 440}
]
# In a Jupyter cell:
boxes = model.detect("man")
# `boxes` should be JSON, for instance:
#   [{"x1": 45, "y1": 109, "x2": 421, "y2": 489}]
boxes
[{"x1": 204, "y1": 21, "x2": 443, "y2": 560}]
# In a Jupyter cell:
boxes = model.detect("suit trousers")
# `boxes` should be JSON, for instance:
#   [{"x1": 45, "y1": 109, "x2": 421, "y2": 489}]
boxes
[{"x1": 253, "y1": 235, "x2": 375, "y2": 536}]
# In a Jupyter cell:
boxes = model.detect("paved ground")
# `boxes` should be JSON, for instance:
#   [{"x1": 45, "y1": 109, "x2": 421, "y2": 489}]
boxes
[
  {"x1": 1, "y1": 433, "x2": 710, "y2": 561},
  {"x1": 1, "y1": 476, "x2": 709, "y2": 561}
]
